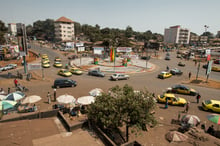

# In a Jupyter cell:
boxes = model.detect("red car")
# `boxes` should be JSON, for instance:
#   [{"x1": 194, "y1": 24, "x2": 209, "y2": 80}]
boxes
[{"x1": 214, "y1": 59, "x2": 220, "y2": 64}]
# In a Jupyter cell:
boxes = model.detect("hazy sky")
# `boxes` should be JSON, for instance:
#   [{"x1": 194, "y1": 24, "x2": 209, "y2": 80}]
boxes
[{"x1": 1, "y1": 0, "x2": 219, "y2": 35}]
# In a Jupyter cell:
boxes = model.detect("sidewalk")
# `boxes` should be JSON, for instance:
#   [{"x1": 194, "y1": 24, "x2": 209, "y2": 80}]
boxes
[{"x1": 70, "y1": 57, "x2": 155, "y2": 74}]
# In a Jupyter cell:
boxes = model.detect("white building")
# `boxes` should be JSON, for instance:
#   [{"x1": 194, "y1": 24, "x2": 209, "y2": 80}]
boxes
[
  {"x1": 54, "y1": 16, "x2": 75, "y2": 41},
  {"x1": 164, "y1": 25, "x2": 190, "y2": 44},
  {"x1": 8, "y1": 23, "x2": 17, "y2": 36}
]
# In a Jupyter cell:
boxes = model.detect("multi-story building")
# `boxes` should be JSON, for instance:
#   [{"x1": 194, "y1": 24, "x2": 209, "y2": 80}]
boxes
[
  {"x1": 164, "y1": 25, "x2": 190, "y2": 44},
  {"x1": 8, "y1": 23, "x2": 17, "y2": 36},
  {"x1": 54, "y1": 16, "x2": 75, "y2": 41},
  {"x1": 200, "y1": 36, "x2": 208, "y2": 44}
]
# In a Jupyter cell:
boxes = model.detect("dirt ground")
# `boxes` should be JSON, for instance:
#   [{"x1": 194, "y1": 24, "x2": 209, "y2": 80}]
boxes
[{"x1": 0, "y1": 53, "x2": 220, "y2": 146}]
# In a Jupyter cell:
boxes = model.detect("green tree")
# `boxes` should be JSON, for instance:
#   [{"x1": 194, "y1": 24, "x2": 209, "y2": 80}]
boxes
[
  {"x1": 87, "y1": 84, "x2": 157, "y2": 143},
  {"x1": 0, "y1": 20, "x2": 7, "y2": 44}
]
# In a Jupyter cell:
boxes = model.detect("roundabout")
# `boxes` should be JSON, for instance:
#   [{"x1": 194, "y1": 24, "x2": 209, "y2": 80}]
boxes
[{"x1": 70, "y1": 57, "x2": 155, "y2": 74}]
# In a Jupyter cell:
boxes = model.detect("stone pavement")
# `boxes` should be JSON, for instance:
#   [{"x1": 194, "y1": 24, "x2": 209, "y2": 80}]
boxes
[{"x1": 70, "y1": 57, "x2": 155, "y2": 74}]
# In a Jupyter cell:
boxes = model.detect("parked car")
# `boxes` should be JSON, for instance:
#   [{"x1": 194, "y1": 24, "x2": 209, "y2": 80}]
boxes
[
  {"x1": 42, "y1": 58, "x2": 50, "y2": 64},
  {"x1": 158, "y1": 71, "x2": 172, "y2": 79},
  {"x1": 170, "y1": 68, "x2": 183, "y2": 75},
  {"x1": 53, "y1": 61, "x2": 63, "y2": 68},
  {"x1": 58, "y1": 69, "x2": 72, "y2": 77},
  {"x1": 165, "y1": 55, "x2": 170, "y2": 60},
  {"x1": 202, "y1": 100, "x2": 220, "y2": 113},
  {"x1": 176, "y1": 54, "x2": 182, "y2": 58},
  {"x1": 69, "y1": 67, "x2": 83, "y2": 75},
  {"x1": 157, "y1": 93, "x2": 186, "y2": 106},
  {"x1": 88, "y1": 70, "x2": 105, "y2": 77},
  {"x1": 0, "y1": 66, "x2": 4, "y2": 72},
  {"x1": 178, "y1": 62, "x2": 185, "y2": 67},
  {"x1": 110, "y1": 73, "x2": 129, "y2": 81},
  {"x1": 3, "y1": 64, "x2": 17, "y2": 70},
  {"x1": 166, "y1": 84, "x2": 198, "y2": 96},
  {"x1": 53, "y1": 78, "x2": 77, "y2": 88},
  {"x1": 68, "y1": 55, "x2": 78, "y2": 60}
]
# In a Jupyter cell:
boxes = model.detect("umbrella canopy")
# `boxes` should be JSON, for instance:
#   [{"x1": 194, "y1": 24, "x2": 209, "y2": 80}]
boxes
[
  {"x1": 57, "y1": 94, "x2": 76, "y2": 104},
  {"x1": 0, "y1": 100, "x2": 17, "y2": 110},
  {"x1": 181, "y1": 114, "x2": 200, "y2": 127},
  {"x1": 89, "y1": 88, "x2": 103, "y2": 97},
  {"x1": 77, "y1": 96, "x2": 95, "y2": 105},
  {"x1": 207, "y1": 114, "x2": 220, "y2": 125},
  {"x1": 22, "y1": 95, "x2": 42, "y2": 104},
  {"x1": 0, "y1": 95, "x2": 6, "y2": 101},
  {"x1": 6, "y1": 91, "x2": 25, "y2": 101},
  {"x1": 166, "y1": 131, "x2": 188, "y2": 142}
]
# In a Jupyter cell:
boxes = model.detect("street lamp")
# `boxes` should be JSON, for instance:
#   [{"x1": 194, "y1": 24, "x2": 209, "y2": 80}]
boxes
[{"x1": 204, "y1": 25, "x2": 209, "y2": 46}]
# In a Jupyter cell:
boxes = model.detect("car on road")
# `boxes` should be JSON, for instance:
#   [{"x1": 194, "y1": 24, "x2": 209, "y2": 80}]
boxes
[
  {"x1": 3, "y1": 64, "x2": 17, "y2": 71},
  {"x1": 176, "y1": 54, "x2": 182, "y2": 58},
  {"x1": 202, "y1": 100, "x2": 220, "y2": 113},
  {"x1": 157, "y1": 93, "x2": 186, "y2": 106},
  {"x1": 41, "y1": 54, "x2": 48, "y2": 59},
  {"x1": 58, "y1": 69, "x2": 72, "y2": 77},
  {"x1": 42, "y1": 58, "x2": 50, "y2": 64},
  {"x1": 53, "y1": 61, "x2": 63, "y2": 68},
  {"x1": 54, "y1": 57, "x2": 61, "y2": 62},
  {"x1": 165, "y1": 56, "x2": 170, "y2": 60},
  {"x1": 88, "y1": 70, "x2": 105, "y2": 77},
  {"x1": 110, "y1": 73, "x2": 129, "y2": 81},
  {"x1": 166, "y1": 84, "x2": 198, "y2": 96},
  {"x1": 170, "y1": 68, "x2": 183, "y2": 75},
  {"x1": 214, "y1": 59, "x2": 220, "y2": 64},
  {"x1": 178, "y1": 62, "x2": 185, "y2": 67},
  {"x1": 158, "y1": 71, "x2": 172, "y2": 79},
  {"x1": 69, "y1": 67, "x2": 83, "y2": 75},
  {"x1": 53, "y1": 78, "x2": 77, "y2": 88},
  {"x1": 42, "y1": 62, "x2": 50, "y2": 68},
  {"x1": 203, "y1": 64, "x2": 220, "y2": 72}
]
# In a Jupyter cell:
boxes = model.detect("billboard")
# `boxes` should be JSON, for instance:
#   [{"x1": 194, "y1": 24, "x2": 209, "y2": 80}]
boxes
[
  {"x1": 28, "y1": 63, "x2": 42, "y2": 71},
  {"x1": 93, "y1": 47, "x2": 104, "y2": 55},
  {"x1": 206, "y1": 60, "x2": 213, "y2": 75},
  {"x1": 116, "y1": 47, "x2": 132, "y2": 53}
]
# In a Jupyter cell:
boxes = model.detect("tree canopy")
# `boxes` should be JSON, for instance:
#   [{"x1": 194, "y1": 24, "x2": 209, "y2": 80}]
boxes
[
  {"x1": 0, "y1": 20, "x2": 7, "y2": 44},
  {"x1": 87, "y1": 84, "x2": 157, "y2": 143}
]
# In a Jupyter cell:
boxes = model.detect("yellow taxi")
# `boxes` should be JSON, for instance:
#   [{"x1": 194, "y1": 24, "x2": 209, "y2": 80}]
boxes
[
  {"x1": 58, "y1": 69, "x2": 72, "y2": 77},
  {"x1": 54, "y1": 57, "x2": 61, "y2": 62},
  {"x1": 212, "y1": 66, "x2": 220, "y2": 72},
  {"x1": 157, "y1": 93, "x2": 186, "y2": 106},
  {"x1": 158, "y1": 71, "x2": 172, "y2": 79},
  {"x1": 53, "y1": 61, "x2": 63, "y2": 68},
  {"x1": 166, "y1": 84, "x2": 198, "y2": 96},
  {"x1": 42, "y1": 62, "x2": 50, "y2": 68},
  {"x1": 42, "y1": 58, "x2": 50, "y2": 64},
  {"x1": 41, "y1": 54, "x2": 48, "y2": 59},
  {"x1": 202, "y1": 100, "x2": 220, "y2": 113},
  {"x1": 69, "y1": 67, "x2": 83, "y2": 75}
]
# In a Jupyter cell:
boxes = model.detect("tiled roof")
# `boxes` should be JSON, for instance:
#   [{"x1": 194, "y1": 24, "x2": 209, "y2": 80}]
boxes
[{"x1": 56, "y1": 16, "x2": 74, "y2": 23}]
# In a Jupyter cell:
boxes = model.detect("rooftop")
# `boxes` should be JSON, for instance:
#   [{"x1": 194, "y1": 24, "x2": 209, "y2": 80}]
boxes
[{"x1": 56, "y1": 16, "x2": 74, "y2": 23}]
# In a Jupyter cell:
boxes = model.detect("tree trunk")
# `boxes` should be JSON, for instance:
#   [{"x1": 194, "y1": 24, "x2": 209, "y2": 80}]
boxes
[{"x1": 126, "y1": 125, "x2": 129, "y2": 142}]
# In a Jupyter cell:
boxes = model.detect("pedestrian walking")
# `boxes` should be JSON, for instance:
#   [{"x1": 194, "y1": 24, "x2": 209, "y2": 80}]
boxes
[
  {"x1": 165, "y1": 98, "x2": 168, "y2": 109},
  {"x1": 14, "y1": 78, "x2": 18, "y2": 87},
  {"x1": 8, "y1": 87, "x2": 10, "y2": 94},
  {"x1": 178, "y1": 111, "x2": 181, "y2": 122},
  {"x1": 53, "y1": 88, "x2": 56, "y2": 102},
  {"x1": 184, "y1": 101, "x2": 190, "y2": 113},
  {"x1": 166, "y1": 66, "x2": 169, "y2": 71},
  {"x1": 196, "y1": 93, "x2": 201, "y2": 104},
  {"x1": 188, "y1": 72, "x2": 192, "y2": 80},
  {"x1": 47, "y1": 92, "x2": 51, "y2": 104}
]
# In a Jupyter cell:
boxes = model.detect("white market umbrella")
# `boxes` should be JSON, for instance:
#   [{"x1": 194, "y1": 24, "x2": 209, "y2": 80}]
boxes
[
  {"x1": 0, "y1": 95, "x2": 6, "y2": 101},
  {"x1": 0, "y1": 100, "x2": 17, "y2": 110},
  {"x1": 6, "y1": 91, "x2": 25, "y2": 101},
  {"x1": 166, "y1": 131, "x2": 188, "y2": 142},
  {"x1": 181, "y1": 114, "x2": 200, "y2": 127},
  {"x1": 22, "y1": 95, "x2": 42, "y2": 104},
  {"x1": 57, "y1": 94, "x2": 76, "y2": 104},
  {"x1": 77, "y1": 96, "x2": 95, "y2": 105},
  {"x1": 89, "y1": 88, "x2": 103, "y2": 97}
]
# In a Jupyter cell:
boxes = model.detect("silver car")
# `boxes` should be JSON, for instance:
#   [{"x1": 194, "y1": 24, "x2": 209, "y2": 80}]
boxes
[{"x1": 110, "y1": 73, "x2": 129, "y2": 81}]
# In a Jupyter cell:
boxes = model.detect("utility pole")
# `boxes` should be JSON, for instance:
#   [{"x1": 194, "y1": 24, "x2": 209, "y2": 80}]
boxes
[{"x1": 17, "y1": 23, "x2": 28, "y2": 74}]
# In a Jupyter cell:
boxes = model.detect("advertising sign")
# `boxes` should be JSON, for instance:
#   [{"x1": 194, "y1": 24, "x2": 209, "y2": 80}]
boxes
[
  {"x1": 28, "y1": 63, "x2": 42, "y2": 71},
  {"x1": 76, "y1": 42, "x2": 84, "y2": 47},
  {"x1": 116, "y1": 47, "x2": 132, "y2": 53},
  {"x1": 206, "y1": 60, "x2": 213, "y2": 75},
  {"x1": 78, "y1": 46, "x2": 85, "y2": 52},
  {"x1": 93, "y1": 47, "x2": 104, "y2": 55}
]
